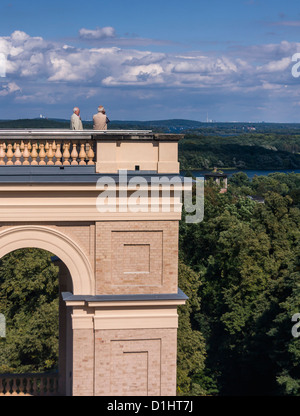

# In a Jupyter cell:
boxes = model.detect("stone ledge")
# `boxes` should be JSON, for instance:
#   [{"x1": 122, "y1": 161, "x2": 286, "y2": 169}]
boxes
[{"x1": 62, "y1": 288, "x2": 188, "y2": 304}]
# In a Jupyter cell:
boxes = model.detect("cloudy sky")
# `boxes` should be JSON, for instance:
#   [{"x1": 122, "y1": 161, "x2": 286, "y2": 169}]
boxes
[{"x1": 1, "y1": 0, "x2": 300, "y2": 122}]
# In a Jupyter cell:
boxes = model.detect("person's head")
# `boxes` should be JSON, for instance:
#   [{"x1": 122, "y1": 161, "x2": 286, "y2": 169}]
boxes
[
  {"x1": 98, "y1": 106, "x2": 105, "y2": 114},
  {"x1": 73, "y1": 107, "x2": 80, "y2": 116}
]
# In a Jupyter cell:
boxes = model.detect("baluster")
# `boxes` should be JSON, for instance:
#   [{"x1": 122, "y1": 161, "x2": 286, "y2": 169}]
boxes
[
  {"x1": 31, "y1": 143, "x2": 38, "y2": 165},
  {"x1": 2, "y1": 378, "x2": 7, "y2": 395},
  {"x1": 79, "y1": 143, "x2": 87, "y2": 165},
  {"x1": 6, "y1": 144, "x2": 14, "y2": 165},
  {"x1": 47, "y1": 142, "x2": 54, "y2": 165},
  {"x1": 63, "y1": 142, "x2": 71, "y2": 165},
  {"x1": 44, "y1": 141, "x2": 49, "y2": 157},
  {"x1": 0, "y1": 143, "x2": 6, "y2": 165},
  {"x1": 22, "y1": 377, "x2": 27, "y2": 395},
  {"x1": 28, "y1": 378, "x2": 33, "y2": 396},
  {"x1": 39, "y1": 143, "x2": 46, "y2": 165},
  {"x1": 23, "y1": 377, "x2": 28, "y2": 395},
  {"x1": 71, "y1": 142, "x2": 79, "y2": 165},
  {"x1": 14, "y1": 143, "x2": 22, "y2": 165},
  {"x1": 16, "y1": 377, "x2": 21, "y2": 395},
  {"x1": 32, "y1": 377, "x2": 38, "y2": 395},
  {"x1": 6, "y1": 379, "x2": 11, "y2": 395},
  {"x1": 11, "y1": 378, "x2": 17, "y2": 395},
  {"x1": 23, "y1": 142, "x2": 30, "y2": 165},
  {"x1": 20, "y1": 140, "x2": 25, "y2": 154},
  {"x1": 87, "y1": 141, "x2": 95, "y2": 165},
  {"x1": 46, "y1": 377, "x2": 51, "y2": 396},
  {"x1": 55, "y1": 141, "x2": 62, "y2": 165},
  {"x1": 41, "y1": 377, "x2": 47, "y2": 396}
]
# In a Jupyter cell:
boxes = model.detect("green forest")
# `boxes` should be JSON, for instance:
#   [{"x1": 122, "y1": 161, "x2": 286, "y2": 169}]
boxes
[
  {"x1": 177, "y1": 172, "x2": 300, "y2": 395},
  {"x1": 179, "y1": 134, "x2": 300, "y2": 170},
  {"x1": 0, "y1": 172, "x2": 299, "y2": 396}
]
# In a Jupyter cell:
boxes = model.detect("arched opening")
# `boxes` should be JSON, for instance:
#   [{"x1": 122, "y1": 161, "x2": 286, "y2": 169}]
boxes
[
  {"x1": 0, "y1": 225, "x2": 94, "y2": 396},
  {"x1": 0, "y1": 225, "x2": 94, "y2": 295}
]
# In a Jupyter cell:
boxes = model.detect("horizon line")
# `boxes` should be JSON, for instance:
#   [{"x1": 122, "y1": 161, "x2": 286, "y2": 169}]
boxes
[{"x1": 1, "y1": 118, "x2": 300, "y2": 125}]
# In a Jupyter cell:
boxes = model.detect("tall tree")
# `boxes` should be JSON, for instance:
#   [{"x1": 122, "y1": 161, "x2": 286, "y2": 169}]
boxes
[{"x1": 0, "y1": 249, "x2": 59, "y2": 373}]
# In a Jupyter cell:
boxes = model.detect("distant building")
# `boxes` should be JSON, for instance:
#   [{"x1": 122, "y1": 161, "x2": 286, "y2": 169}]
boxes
[{"x1": 204, "y1": 167, "x2": 228, "y2": 193}]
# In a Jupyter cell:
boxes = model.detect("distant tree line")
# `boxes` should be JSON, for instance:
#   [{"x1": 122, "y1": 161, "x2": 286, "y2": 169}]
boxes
[{"x1": 179, "y1": 134, "x2": 300, "y2": 170}]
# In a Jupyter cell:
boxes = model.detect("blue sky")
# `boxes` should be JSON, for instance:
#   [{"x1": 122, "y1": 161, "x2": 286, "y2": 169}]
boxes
[{"x1": 1, "y1": 0, "x2": 300, "y2": 121}]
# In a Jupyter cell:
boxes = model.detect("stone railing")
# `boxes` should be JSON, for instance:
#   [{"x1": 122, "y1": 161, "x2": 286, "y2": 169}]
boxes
[
  {"x1": 0, "y1": 372, "x2": 59, "y2": 396},
  {"x1": 0, "y1": 139, "x2": 95, "y2": 166}
]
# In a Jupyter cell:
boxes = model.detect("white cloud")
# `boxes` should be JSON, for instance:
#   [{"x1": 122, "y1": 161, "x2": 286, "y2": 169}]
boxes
[
  {"x1": 10, "y1": 30, "x2": 30, "y2": 43},
  {"x1": 79, "y1": 26, "x2": 116, "y2": 40},
  {"x1": 257, "y1": 57, "x2": 291, "y2": 73},
  {"x1": 0, "y1": 82, "x2": 21, "y2": 96},
  {"x1": 1, "y1": 30, "x2": 293, "y2": 91}
]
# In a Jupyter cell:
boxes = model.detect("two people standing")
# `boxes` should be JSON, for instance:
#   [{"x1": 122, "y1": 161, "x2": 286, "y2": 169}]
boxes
[{"x1": 70, "y1": 106, "x2": 110, "y2": 130}]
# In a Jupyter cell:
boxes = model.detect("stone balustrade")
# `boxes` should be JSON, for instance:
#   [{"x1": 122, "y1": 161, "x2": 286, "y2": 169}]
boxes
[
  {"x1": 0, "y1": 372, "x2": 59, "y2": 396},
  {"x1": 0, "y1": 139, "x2": 95, "y2": 166}
]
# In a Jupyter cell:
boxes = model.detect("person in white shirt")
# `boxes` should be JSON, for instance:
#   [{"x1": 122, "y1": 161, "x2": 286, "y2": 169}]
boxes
[{"x1": 70, "y1": 107, "x2": 83, "y2": 130}]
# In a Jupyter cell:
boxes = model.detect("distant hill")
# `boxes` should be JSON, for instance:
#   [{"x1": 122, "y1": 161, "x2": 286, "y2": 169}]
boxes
[
  {"x1": 0, "y1": 118, "x2": 70, "y2": 129},
  {"x1": 1, "y1": 118, "x2": 300, "y2": 135},
  {"x1": 0, "y1": 118, "x2": 203, "y2": 132}
]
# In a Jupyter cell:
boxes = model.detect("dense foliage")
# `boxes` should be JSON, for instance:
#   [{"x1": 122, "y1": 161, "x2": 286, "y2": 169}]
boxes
[
  {"x1": 0, "y1": 249, "x2": 59, "y2": 374},
  {"x1": 179, "y1": 134, "x2": 300, "y2": 170},
  {"x1": 178, "y1": 172, "x2": 300, "y2": 395}
]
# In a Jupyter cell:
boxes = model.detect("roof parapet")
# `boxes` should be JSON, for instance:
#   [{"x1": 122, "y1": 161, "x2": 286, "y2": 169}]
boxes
[{"x1": 0, "y1": 130, "x2": 183, "y2": 173}]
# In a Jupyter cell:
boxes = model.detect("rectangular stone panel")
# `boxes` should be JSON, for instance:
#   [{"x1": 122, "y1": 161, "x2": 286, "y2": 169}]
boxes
[
  {"x1": 95, "y1": 221, "x2": 178, "y2": 295},
  {"x1": 110, "y1": 339, "x2": 161, "y2": 396},
  {"x1": 94, "y1": 328, "x2": 177, "y2": 396},
  {"x1": 112, "y1": 231, "x2": 162, "y2": 286}
]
